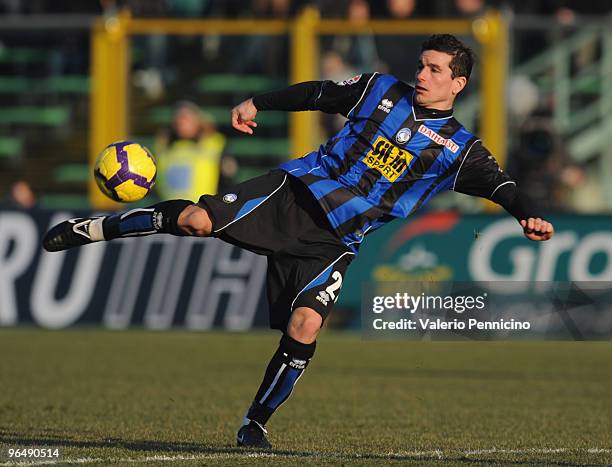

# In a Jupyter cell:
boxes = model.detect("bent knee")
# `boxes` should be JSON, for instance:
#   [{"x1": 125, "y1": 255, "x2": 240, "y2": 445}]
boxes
[
  {"x1": 177, "y1": 205, "x2": 212, "y2": 236},
  {"x1": 287, "y1": 307, "x2": 322, "y2": 344}
]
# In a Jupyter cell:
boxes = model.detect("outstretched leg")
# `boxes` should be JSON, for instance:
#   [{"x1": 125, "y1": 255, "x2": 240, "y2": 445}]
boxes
[{"x1": 42, "y1": 200, "x2": 213, "y2": 251}]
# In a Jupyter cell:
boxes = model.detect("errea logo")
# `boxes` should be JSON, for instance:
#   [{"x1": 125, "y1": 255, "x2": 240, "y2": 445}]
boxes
[
  {"x1": 377, "y1": 99, "x2": 393, "y2": 113},
  {"x1": 152, "y1": 212, "x2": 163, "y2": 230},
  {"x1": 289, "y1": 358, "x2": 307, "y2": 369},
  {"x1": 316, "y1": 290, "x2": 331, "y2": 306}
]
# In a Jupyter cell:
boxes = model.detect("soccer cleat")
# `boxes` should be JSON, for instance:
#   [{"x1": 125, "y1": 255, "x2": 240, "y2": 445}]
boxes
[
  {"x1": 236, "y1": 421, "x2": 272, "y2": 450},
  {"x1": 42, "y1": 217, "x2": 104, "y2": 252}
]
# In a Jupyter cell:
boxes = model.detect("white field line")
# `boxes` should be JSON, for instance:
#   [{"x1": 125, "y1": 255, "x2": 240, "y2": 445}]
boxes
[
  {"x1": 1, "y1": 448, "x2": 611, "y2": 465},
  {"x1": 464, "y1": 448, "x2": 568, "y2": 455}
]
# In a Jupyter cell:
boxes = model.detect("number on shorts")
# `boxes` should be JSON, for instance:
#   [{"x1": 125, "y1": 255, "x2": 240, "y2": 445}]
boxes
[{"x1": 325, "y1": 271, "x2": 343, "y2": 303}]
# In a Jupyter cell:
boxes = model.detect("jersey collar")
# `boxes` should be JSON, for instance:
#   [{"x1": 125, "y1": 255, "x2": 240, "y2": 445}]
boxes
[
  {"x1": 410, "y1": 91, "x2": 453, "y2": 121},
  {"x1": 413, "y1": 102, "x2": 453, "y2": 120}
]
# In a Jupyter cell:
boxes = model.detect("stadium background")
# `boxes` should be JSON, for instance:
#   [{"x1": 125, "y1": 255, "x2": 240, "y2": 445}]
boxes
[{"x1": 0, "y1": 1, "x2": 611, "y2": 465}]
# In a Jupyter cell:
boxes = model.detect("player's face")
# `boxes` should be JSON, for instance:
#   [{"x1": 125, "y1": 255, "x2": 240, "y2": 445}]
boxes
[{"x1": 414, "y1": 50, "x2": 467, "y2": 110}]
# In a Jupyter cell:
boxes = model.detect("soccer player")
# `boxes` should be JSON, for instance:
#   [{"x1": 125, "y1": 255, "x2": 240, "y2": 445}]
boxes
[{"x1": 43, "y1": 34, "x2": 554, "y2": 449}]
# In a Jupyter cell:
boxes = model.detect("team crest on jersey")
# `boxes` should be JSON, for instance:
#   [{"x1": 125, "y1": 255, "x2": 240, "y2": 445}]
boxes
[
  {"x1": 335, "y1": 74, "x2": 362, "y2": 86},
  {"x1": 223, "y1": 193, "x2": 237, "y2": 203},
  {"x1": 417, "y1": 125, "x2": 459, "y2": 153},
  {"x1": 364, "y1": 136, "x2": 414, "y2": 182},
  {"x1": 395, "y1": 128, "x2": 412, "y2": 145}
]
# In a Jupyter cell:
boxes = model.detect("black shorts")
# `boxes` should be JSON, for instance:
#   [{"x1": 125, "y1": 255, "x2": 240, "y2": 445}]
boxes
[{"x1": 198, "y1": 170, "x2": 354, "y2": 331}]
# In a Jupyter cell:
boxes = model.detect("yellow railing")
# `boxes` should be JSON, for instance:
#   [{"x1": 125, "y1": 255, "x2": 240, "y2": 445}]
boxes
[
  {"x1": 90, "y1": 8, "x2": 507, "y2": 209},
  {"x1": 90, "y1": 12, "x2": 130, "y2": 209}
]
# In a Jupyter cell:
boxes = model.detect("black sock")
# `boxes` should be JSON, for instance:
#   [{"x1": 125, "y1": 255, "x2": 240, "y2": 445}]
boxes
[
  {"x1": 102, "y1": 199, "x2": 193, "y2": 240},
  {"x1": 244, "y1": 334, "x2": 316, "y2": 427}
]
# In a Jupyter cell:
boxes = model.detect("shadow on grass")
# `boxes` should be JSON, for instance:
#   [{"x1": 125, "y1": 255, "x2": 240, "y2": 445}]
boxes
[{"x1": 0, "y1": 430, "x2": 591, "y2": 466}]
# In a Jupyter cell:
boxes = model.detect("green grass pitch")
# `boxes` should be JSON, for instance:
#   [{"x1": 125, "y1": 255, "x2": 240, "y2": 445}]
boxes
[{"x1": 0, "y1": 329, "x2": 610, "y2": 465}]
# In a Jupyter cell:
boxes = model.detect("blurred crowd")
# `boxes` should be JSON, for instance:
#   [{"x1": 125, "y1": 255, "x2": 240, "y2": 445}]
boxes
[{"x1": 0, "y1": 0, "x2": 609, "y2": 19}]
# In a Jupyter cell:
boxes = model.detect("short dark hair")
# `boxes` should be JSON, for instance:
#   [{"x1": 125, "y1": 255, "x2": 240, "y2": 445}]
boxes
[{"x1": 420, "y1": 34, "x2": 475, "y2": 80}]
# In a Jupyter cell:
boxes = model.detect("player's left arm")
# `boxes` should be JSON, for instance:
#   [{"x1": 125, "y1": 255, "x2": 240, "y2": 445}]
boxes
[
  {"x1": 452, "y1": 141, "x2": 554, "y2": 241},
  {"x1": 231, "y1": 74, "x2": 373, "y2": 135}
]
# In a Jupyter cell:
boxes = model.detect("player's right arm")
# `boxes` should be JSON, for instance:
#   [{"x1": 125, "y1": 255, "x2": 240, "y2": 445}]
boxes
[{"x1": 231, "y1": 74, "x2": 375, "y2": 135}]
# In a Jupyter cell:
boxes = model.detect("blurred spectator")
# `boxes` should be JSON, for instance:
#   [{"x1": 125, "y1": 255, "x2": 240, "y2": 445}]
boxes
[
  {"x1": 452, "y1": 0, "x2": 487, "y2": 17},
  {"x1": 559, "y1": 162, "x2": 608, "y2": 213},
  {"x1": 507, "y1": 125, "x2": 561, "y2": 211},
  {"x1": 348, "y1": 1, "x2": 368, "y2": 25},
  {"x1": 5, "y1": 180, "x2": 37, "y2": 209},
  {"x1": 382, "y1": 0, "x2": 435, "y2": 18},
  {"x1": 505, "y1": 0, "x2": 610, "y2": 17},
  {"x1": 249, "y1": 0, "x2": 295, "y2": 17},
  {"x1": 507, "y1": 75, "x2": 539, "y2": 126},
  {"x1": 319, "y1": 51, "x2": 357, "y2": 136},
  {"x1": 155, "y1": 101, "x2": 235, "y2": 200},
  {"x1": 123, "y1": 0, "x2": 169, "y2": 17},
  {"x1": 14, "y1": 0, "x2": 104, "y2": 14},
  {"x1": 169, "y1": 0, "x2": 208, "y2": 17},
  {"x1": 386, "y1": 0, "x2": 417, "y2": 17},
  {"x1": 374, "y1": 0, "x2": 426, "y2": 78},
  {"x1": 327, "y1": 0, "x2": 382, "y2": 72},
  {"x1": 227, "y1": 0, "x2": 302, "y2": 76},
  {"x1": 321, "y1": 50, "x2": 357, "y2": 85}
]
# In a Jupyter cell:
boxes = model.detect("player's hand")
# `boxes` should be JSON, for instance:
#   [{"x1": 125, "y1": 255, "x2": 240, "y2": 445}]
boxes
[
  {"x1": 520, "y1": 218, "x2": 554, "y2": 241},
  {"x1": 231, "y1": 98, "x2": 258, "y2": 135}
]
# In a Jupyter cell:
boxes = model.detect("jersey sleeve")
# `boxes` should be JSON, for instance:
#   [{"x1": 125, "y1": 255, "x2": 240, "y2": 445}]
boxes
[
  {"x1": 453, "y1": 141, "x2": 544, "y2": 221},
  {"x1": 252, "y1": 73, "x2": 375, "y2": 117},
  {"x1": 452, "y1": 141, "x2": 513, "y2": 199},
  {"x1": 313, "y1": 73, "x2": 375, "y2": 117}
]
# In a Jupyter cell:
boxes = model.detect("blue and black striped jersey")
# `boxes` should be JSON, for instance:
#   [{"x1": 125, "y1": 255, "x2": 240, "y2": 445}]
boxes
[{"x1": 254, "y1": 73, "x2": 516, "y2": 253}]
